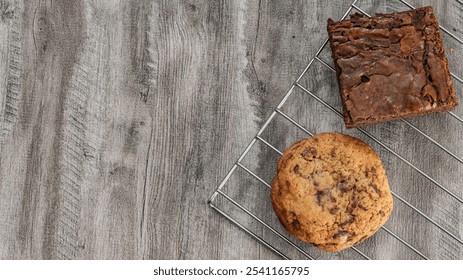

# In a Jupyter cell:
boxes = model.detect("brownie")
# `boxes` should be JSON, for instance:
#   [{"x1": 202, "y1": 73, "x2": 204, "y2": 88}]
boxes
[{"x1": 327, "y1": 6, "x2": 458, "y2": 128}]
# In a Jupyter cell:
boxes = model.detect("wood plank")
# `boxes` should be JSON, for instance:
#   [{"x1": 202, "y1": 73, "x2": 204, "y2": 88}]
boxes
[{"x1": 0, "y1": 0, "x2": 461, "y2": 259}]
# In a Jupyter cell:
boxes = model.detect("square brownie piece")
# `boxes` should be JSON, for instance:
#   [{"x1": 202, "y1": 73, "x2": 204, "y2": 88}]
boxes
[{"x1": 327, "y1": 6, "x2": 458, "y2": 128}]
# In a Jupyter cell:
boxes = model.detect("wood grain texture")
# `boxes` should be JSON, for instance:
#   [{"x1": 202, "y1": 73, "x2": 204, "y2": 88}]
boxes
[{"x1": 0, "y1": 0, "x2": 462, "y2": 259}]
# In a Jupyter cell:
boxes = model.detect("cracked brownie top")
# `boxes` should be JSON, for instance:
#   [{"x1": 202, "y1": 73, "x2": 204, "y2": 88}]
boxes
[{"x1": 327, "y1": 6, "x2": 457, "y2": 128}]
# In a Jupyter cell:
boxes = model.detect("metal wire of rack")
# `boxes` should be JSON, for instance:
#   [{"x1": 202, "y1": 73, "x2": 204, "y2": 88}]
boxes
[{"x1": 208, "y1": 0, "x2": 463, "y2": 260}]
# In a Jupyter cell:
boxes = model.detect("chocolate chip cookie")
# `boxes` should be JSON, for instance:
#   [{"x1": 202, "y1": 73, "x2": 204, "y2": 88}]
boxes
[{"x1": 271, "y1": 132, "x2": 393, "y2": 252}]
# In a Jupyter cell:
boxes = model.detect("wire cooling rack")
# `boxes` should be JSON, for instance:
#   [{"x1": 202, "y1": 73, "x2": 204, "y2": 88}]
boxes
[{"x1": 208, "y1": 0, "x2": 463, "y2": 260}]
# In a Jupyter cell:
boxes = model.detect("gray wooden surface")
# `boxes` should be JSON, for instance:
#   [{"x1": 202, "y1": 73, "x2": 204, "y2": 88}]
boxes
[{"x1": 0, "y1": 0, "x2": 462, "y2": 259}]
